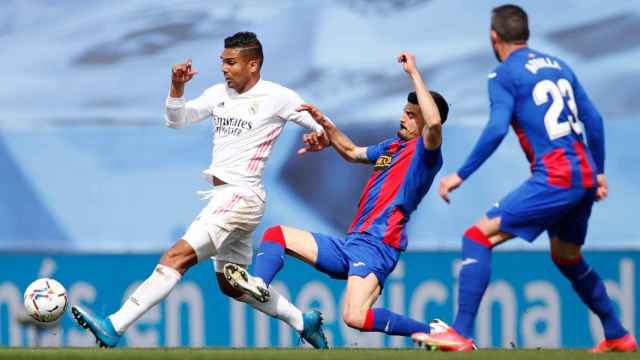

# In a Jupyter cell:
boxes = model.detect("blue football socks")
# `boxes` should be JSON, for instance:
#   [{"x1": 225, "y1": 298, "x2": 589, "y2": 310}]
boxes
[
  {"x1": 553, "y1": 255, "x2": 627, "y2": 340},
  {"x1": 253, "y1": 226, "x2": 286, "y2": 286},
  {"x1": 362, "y1": 308, "x2": 429, "y2": 336},
  {"x1": 453, "y1": 227, "x2": 493, "y2": 338}
]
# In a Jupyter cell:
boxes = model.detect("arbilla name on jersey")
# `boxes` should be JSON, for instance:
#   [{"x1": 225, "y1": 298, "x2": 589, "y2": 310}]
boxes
[
  {"x1": 374, "y1": 154, "x2": 392, "y2": 170},
  {"x1": 214, "y1": 115, "x2": 253, "y2": 136},
  {"x1": 525, "y1": 55, "x2": 561, "y2": 74}
]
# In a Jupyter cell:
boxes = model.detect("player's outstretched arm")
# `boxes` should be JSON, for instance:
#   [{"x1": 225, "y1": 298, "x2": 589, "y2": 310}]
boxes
[
  {"x1": 439, "y1": 72, "x2": 514, "y2": 203},
  {"x1": 398, "y1": 52, "x2": 442, "y2": 150},
  {"x1": 296, "y1": 104, "x2": 370, "y2": 164}
]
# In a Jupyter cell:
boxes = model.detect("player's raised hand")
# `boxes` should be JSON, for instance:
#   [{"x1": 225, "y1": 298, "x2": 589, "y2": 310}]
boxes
[
  {"x1": 296, "y1": 104, "x2": 331, "y2": 127},
  {"x1": 171, "y1": 59, "x2": 199, "y2": 84},
  {"x1": 398, "y1": 52, "x2": 418, "y2": 75},
  {"x1": 439, "y1": 173, "x2": 463, "y2": 204},
  {"x1": 297, "y1": 131, "x2": 330, "y2": 155},
  {"x1": 595, "y1": 174, "x2": 608, "y2": 201}
]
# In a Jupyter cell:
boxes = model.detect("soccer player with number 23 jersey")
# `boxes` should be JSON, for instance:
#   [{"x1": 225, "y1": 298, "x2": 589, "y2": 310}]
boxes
[{"x1": 412, "y1": 4, "x2": 637, "y2": 353}]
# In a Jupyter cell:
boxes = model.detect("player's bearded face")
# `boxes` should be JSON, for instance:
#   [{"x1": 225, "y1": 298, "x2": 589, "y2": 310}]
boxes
[
  {"x1": 398, "y1": 104, "x2": 420, "y2": 140},
  {"x1": 220, "y1": 48, "x2": 253, "y2": 92}
]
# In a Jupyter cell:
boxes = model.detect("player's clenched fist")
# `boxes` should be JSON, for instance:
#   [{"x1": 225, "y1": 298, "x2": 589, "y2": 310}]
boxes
[
  {"x1": 398, "y1": 52, "x2": 418, "y2": 75},
  {"x1": 171, "y1": 59, "x2": 199, "y2": 84}
]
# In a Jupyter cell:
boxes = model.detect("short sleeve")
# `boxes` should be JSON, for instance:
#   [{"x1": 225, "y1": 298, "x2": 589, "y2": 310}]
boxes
[{"x1": 366, "y1": 138, "x2": 396, "y2": 163}]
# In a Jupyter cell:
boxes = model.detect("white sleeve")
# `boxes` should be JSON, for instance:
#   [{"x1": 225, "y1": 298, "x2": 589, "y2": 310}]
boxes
[
  {"x1": 164, "y1": 90, "x2": 213, "y2": 129},
  {"x1": 277, "y1": 89, "x2": 324, "y2": 133}
]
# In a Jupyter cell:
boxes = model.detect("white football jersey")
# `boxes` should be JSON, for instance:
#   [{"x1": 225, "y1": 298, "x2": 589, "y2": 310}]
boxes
[{"x1": 165, "y1": 79, "x2": 322, "y2": 200}]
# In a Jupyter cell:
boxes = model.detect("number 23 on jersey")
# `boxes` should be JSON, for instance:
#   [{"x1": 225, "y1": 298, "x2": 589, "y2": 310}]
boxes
[{"x1": 533, "y1": 78, "x2": 584, "y2": 140}]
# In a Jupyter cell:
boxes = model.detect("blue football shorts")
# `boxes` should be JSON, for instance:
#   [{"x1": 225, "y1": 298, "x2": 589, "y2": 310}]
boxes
[
  {"x1": 486, "y1": 178, "x2": 597, "y2": 245},
  {"x1": 311, "y1": 232, "x2": 401, "y2": 288}
]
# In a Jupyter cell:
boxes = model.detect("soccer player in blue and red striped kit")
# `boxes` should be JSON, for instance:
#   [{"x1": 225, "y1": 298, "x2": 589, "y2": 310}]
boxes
[
  {"x1": 223, "y1": 52, "x2": 449, "y2": 342},
  {"x1": 412, "y1": 4, "x2": 637, "y2": 353}
]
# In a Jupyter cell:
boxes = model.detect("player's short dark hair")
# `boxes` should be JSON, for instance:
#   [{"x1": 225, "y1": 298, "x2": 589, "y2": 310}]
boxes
[
  {"x1": 407, "y1": 91, "x2": 449, "y2": 125},
  {"x1": 224, "y1": 31, "x2": 264, "y2": 69},
  {"x1": 491, "y1": 4, "x2": 529, "y2": 44}
]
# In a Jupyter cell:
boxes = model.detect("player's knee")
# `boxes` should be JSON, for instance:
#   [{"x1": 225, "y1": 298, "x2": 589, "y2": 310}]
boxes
[
  {"x1": 550, "y1": 251, "x2": 582, "y2": 266},
  {"x1": 342, "y1": 307, "x2": 367, "y2": 330},
  {"x1": 550, "y1": 239, "x2": 582, "y2": 265},
  {"x1": 262, "y1": 225, "x2": 286, "y2": 247}
]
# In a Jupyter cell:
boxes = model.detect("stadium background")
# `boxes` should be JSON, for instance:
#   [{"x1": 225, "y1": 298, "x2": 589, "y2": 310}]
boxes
[{"x1": 0, "y1": 0, "x2": 638, "y2": 349}]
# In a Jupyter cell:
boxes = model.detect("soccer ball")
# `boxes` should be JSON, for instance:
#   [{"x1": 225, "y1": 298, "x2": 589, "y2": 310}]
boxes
[{"x1": 23, "y1": 278, "x2": 68, "y2": 323}]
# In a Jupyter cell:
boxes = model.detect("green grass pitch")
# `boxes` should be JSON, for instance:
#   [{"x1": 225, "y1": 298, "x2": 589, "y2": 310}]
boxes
[{"x1": 0, "y1": 348, "x2": 636, "y2": 360}]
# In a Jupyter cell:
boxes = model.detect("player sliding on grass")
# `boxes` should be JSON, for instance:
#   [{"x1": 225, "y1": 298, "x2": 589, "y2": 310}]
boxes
[
  {"x1": 411, "y1": 5, "x2": 637, "y2": 353},
  {"x1": 224, "y1": 52, "x2": 450, "y2": 341},
  {"x1": 71, "y1": 31, "x2": 328, "y2": 348}
]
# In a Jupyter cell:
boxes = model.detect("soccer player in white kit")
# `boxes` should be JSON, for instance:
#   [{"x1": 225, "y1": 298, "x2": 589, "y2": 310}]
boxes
[{"x1": 71, "y1": 32, "x2": 329, "y2": 349}]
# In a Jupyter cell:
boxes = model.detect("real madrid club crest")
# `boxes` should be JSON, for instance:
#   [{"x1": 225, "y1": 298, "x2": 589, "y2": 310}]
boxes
[{"x1": 249, "y1": 101, "x2": 260, "y2": 116}]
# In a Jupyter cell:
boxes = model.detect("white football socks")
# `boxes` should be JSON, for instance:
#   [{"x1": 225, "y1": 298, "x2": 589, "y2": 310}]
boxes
[
  {"x1": 109, "y1": 264, "x2": 181, "y2": 334},
  {"x1": 108, "y1": 264, "x2": 304, "y2": 335},
  {"x1": 238, "y1": 286, "x2": 304, "y2": 332}
]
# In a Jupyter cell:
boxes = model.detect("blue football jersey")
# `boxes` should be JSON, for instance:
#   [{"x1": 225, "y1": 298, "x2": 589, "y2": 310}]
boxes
[
  {"x1": 458, "y1": 48, "x2": 604, "y2": 188},
  {"x1": 348, "y1": 137, "x2": 442, "y2": 251}
]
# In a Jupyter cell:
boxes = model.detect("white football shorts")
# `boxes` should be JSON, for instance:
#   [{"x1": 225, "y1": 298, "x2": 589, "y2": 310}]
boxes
[{"x1": 182, "y1": 184, "x2": 264, "y2": 269}]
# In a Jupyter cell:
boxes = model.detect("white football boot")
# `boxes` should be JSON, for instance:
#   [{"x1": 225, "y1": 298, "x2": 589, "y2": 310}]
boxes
[{"x1": 223, "y1": 263, "x2": 271, "y2": 303}]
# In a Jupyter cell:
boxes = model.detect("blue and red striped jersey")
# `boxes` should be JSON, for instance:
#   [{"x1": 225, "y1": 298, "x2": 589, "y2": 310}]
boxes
[
  {"x1": 348, "y1": 136, "x2": 442, "y2": 251},
  {"x1": 458, "y1": 48, "x2": 604, "y2": 188}
]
